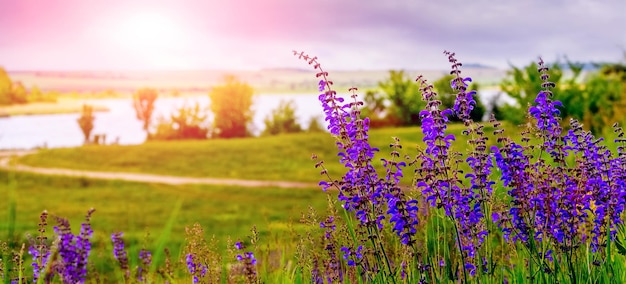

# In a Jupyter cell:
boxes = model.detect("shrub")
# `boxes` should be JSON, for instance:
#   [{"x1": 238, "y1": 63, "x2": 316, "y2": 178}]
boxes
[
  {"x1": 306, "y1": 115, "x2": 325, "y2": 132},
  {"x1": 262, "y1": 99, "x2": 303, "y2": 136},
  {"x1": 149, "y1": 102, "x2": 211, "y2": 140}
]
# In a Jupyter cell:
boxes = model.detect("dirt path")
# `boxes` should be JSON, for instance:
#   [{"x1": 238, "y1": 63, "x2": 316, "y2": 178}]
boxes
[{"x1": 0, "y1": 150, "x2": 318, "y2": 189}]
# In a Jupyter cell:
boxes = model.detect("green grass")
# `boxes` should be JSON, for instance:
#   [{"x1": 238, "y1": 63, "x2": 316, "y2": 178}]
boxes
[
  {"x1": 19, "y1": 123, "x2": 519, "y2": 184},
  {"x1": 0, "y1": 170, "x2": 330, "y2": 261}
]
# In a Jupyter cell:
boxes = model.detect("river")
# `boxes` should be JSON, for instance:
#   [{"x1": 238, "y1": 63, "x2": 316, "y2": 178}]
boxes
[{"x1": 0, "y1": 91, "x2": 501, "y2": 150}]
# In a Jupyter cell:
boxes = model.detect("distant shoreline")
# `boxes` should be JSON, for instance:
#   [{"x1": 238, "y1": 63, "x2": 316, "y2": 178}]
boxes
[{"x1": 0, "y1": 100, "x2": 110, "y2": 117}]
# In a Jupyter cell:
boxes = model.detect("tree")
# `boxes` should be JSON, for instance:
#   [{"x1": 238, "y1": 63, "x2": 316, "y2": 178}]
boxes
[
  {"x1": 77, "y1": 104, "x2": 95, "y2": 144},
  {"x1": 133, "y1": 88, "x2": 158, "y2": 134},
  {"x1": 432, "y1": 74, "x2": 487, "y2": 121},
  {"x1": 378, "y1": 70, "x2": 425, "y2": 126},
  {"x1": 0, "y1": 68, "x2": 27, "y2": 105},
  {"x1": 0, "y1": 67, "x2": 12, "y2": 105},
  {"x1": 498, "y1": 61, "x2": 564, "y2": 124},
  {"x1": 262, "y1": 99, "x2": 302, "y2": 136},
  {"x1": 150, "y1": 102, "x2": 211, "y2": 140},
  {"x1": 209, "y1": 76, "x2": 254, "y2": 138},
  {"x1": 306, "y1": 115, "x2": 325, "y2": 132},
  {"x1": 498, "y1": 59, "x2": 626, "y2": 133}
]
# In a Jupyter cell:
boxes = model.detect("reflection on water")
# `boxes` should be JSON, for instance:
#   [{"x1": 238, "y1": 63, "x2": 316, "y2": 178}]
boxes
[{"x1": 0, "y1": 94, "x2": 323, "y2": 149}]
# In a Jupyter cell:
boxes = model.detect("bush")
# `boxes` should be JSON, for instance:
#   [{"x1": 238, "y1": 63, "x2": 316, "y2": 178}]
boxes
[
  {"x1": 149, "y1": 102, "x2": 211, "y2": 140},
  {"x1": 306, "y1": 115, "x2": 325, "y2": 132},
  {"x1": 262, "y1": 99, "x2": 302, "y2": 136}
]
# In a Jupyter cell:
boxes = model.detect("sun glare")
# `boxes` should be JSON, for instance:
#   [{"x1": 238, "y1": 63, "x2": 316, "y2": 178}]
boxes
[
  {"x1": 101, "y1": 10, "x2": 201, "y2": 69},
  {"x1": 119, "y1": 12, "x2": 181, "y2": 49}
]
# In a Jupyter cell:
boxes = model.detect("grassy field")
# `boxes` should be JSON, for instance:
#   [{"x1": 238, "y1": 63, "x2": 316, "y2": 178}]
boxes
[
  {"x1": 0, "y1": 170, "x2": 331, "y2": 263},
  {"x1": 18, "y1": 124, "x2": 512, "y2": 185}
]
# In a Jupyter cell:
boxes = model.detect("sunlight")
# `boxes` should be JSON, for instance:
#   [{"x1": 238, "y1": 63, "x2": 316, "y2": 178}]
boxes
[
  {"x1": 118, "y1": 12, "x2": 181, "y2": 50},
  {"x1": 102, "y1": 10, "x2": 201, "y2": 69}
]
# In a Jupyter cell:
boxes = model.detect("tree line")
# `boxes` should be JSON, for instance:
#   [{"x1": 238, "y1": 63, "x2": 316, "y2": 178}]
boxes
[
  {"x1": 72, "y1": 58, "x2": 626, "y2": 144},
  {"x1": 77, "y1": 75, "x2": 323, "y2": 144}
]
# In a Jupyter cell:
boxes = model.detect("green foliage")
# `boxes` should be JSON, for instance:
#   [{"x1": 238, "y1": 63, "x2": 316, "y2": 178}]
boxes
[
  {"x1": 360, "y1": 89, "x2": 399, "y2": 128},
  {"x1": 377, "y1": 70, "x2": 425, "y2": 125},
  {"x1": 262, "y1": 99, "x2": 302, "y2": 136},
  {"x1": 149, "y1": 102, "x2": 211, "y2": 140},
  {"x1": 498, "y1": 61, "x2": 564, "y2": 124},
  {"x1": 209, "y1": 75, "x2": 254, "y2": 138},
  {"x1": 27, "y1": 86, "x2": 56, "y2": 103},
  {"x1": 132, "y1": 88, "x2": 158, "y2": 133},
  {"x1": 77, "y1": 104, "x2": 95, "y2": 144},
  {"x1": 578, "y1": 70, "x2": 626, "y2": 133},
  {"x1": 433, "y1": 74, "x2": 487, "y2": 121},
  {"x1": 499, "y1": 60, "x2": 626, "y2": 133},
  {"x1": 306, "y1": 116, "x2": 324, "y2": 133},
  {"x1": 0, "y1": 170, "x2": 331, "y2": 279},
  {"x1": 0, "y1": 68, "x2": 28, "y2": 105}
]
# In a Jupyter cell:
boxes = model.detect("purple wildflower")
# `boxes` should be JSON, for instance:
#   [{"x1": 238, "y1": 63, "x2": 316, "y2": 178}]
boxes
[
  {"x1": 185, "y1": 253, "x2": 207, "y2": 284},
  {"x1": 47, "y1": 209, "x2": 95, "y2": 284},
  {"x1": 29, "y1": 210, "x2": 50, "y2": 283},
  {"x1": 446, "y1": 50, "x2": 476, "y2": 123},
  {"x1": 340, "y1": 245, "x2": 363, "y2": 266},
  {"x1": 111, "y1": 232, "x2": 130, "y2": 280},
  {"x1": 137, "y1": 249, "x2": 152, "y2": 282},
  {"x1": 234, "y1": 241, "x2": 258, "y2": 283}
]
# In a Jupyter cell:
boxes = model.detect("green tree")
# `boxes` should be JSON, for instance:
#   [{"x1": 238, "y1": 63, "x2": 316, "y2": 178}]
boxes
[
  {"x1": 0, "y1": 68, "x2": 26, "y2": 105},
  {"x1": 498, "y1": 61, "x2": 564, "y2": 124},
  {"x1": 432, "y1": 74, "x2": 486, "y2": 121},
  {"x1": 10, "y1": 81, "x2": 28, "y2": 104},
  {"x1": 360, "y1": 89, "x2": 397, "y2": 128},
  {"x1": 77, "y1": 104, "x2": 95, "y2": 144},
  {"x1": 498, "y1": 59, "x2": 626, "y2": 133},
  {"x1": 209, "y1": 76, "x2": 254, "y2": 138},
  {"x1": 133, "y1": 88, "x2": 158, "y2": 134},
  {"x1": 378, "y1": 70, "x2": 425, "y2": 126},
  {"x1": 150, "y1": 102, "x2": 211, "y2": 140},
  {"x1": 0, "y1": 67, "x2": 12, "y2": 105},
  {"x1": 306, "y1": 115, "x2": 324, "y2": 132},
  {"x1": 579, "y1": 69, "x2": 626, "y2": 133},
  {"x1": 262, "y1": 99, "x2": 302, "y2": 136}
]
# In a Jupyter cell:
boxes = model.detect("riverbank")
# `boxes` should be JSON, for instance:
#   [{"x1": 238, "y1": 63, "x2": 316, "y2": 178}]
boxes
[{"x1": 0, "y1": 99, "x2": 110, "y2": 116}]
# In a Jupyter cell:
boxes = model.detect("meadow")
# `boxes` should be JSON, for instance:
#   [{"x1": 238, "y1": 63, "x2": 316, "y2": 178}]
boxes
[
  {"x1": 0, "y1": 169, "x2": 334, "y2": 282},
  {"x1": 17, "y1": 124, "x2": 509, "y2": 184},
  {"x1": 1, "y1": 52, "x2": 625, "y2": 283}
]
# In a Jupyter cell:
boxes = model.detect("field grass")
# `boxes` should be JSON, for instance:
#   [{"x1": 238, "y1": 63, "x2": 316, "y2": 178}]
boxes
[
  {"x1": 18, "y1": 124, "x2": 515, "y2": 185},
  {"x1": 0, "y1": 170, "x2": 331, "y2": 264}
]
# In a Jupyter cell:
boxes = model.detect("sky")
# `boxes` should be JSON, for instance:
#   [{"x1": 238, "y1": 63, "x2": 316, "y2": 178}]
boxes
[{"x1": 0, "y1": 0, "x2": 625, "y2": 71}]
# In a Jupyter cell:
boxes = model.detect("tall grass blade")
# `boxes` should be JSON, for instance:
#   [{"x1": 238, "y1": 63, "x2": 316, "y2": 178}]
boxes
[{"x1": 149, "y1": 198, "x2": 183, "y2": 275}]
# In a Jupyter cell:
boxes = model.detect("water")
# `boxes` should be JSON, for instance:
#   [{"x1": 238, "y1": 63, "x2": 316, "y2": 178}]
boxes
[
  {"x1": 0, "y1": 90, "x2": 502, "y2": 150},
  {"x1": 0, "y1": 94, "x2": 323, "y2": 149}
]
